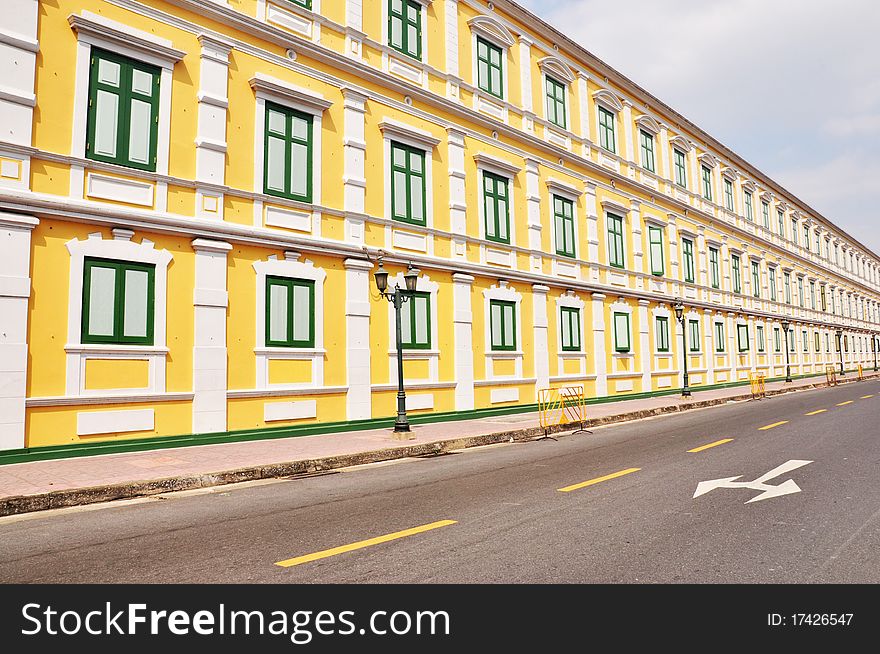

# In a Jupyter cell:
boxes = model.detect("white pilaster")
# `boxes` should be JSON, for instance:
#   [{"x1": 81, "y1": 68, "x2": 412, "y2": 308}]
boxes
[
  {"x1": 622, "y1": 100, "x2": 635, "y2": 177},
  {"x1": 345, "y1": 0, "x2": 364, "y2": 57},
  {"x1": 696, "y1": 226, "x2": 708, "y2": 300},
  {"x1": 444, "y1": 0, "x2": 460, "y2": 99},
  {"x1": 630, "y1": 199, "x2": 644, "y2": 288},
  {"x1": 192, "y1": 238, "x2": 231, "y2": 433},
  {"x1": 453, "y1": 273, "x2": 474, "y2": 411},
  {"x1": 0, "y1": 212, "x2": 38, "y2": 450},
  {"x1": 342, "y1": 88, "x2": 368, "y2": 244},
  {"x1": 0, "y1": 0, "x2": 39, "y2": 190},
  {"x1": 447, "y1": 127, "x2": 468, "y2": 260},
  {"x1": 195, "y1": 35, "x2": 232, "y2": 219},
  {"x1": 658, "y1": 123, "x2": 670, "y2": 188},
  {"x1": 577, "y1": 72, "x2": 591, "y2": 157},
  {"x1": 519, "y1": 36, "x2": 534, "y2": 131},
  {"x1": 533, "y1": 284, "x2": 550, "y2": 391},
  {"x1": 584, "y1": 182, "x2": 600, "y2": 281},
  {"x1": 345, "y1": 258, "x2": 373, "y2": 420},
  {"x1": 703, "y1": 309, "x2": 714, "y2": 383},
  {"x1": 525, "y1": 158, "x2": 542, "y2": 272},
  {"x1": 592, "y1": 293, "x2": 607, "y2": 396},
  {"x1": 638, "y1": 300, "x2": 651, "y2": 392},
  {"x1": 667, "y1": 213, "x2": 680, "y2": 296}
]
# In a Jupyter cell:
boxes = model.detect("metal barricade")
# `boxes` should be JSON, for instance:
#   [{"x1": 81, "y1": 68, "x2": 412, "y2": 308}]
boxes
[
  {"x1": 749, "y1": 371, "x2": 766, "y2": 399},
  {"x1": 537, "y1": 385, "x2": 591, "y2": 438},
  {"x1": 825, "y1": 365, "x2": 838, "y2": 386},
  {"x1": 858, "y1": 364, "x2": 864, "y2": 381}
]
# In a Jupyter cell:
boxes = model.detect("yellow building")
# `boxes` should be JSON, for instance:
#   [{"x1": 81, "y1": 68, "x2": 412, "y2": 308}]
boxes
[{"x1": 1, "y1": 0, "x2": 878, "y2": 452}]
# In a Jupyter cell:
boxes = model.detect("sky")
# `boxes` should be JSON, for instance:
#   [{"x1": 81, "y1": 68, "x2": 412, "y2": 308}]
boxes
[{"x1": 518, "y1": 0, "x2": 880, "y2": 256}]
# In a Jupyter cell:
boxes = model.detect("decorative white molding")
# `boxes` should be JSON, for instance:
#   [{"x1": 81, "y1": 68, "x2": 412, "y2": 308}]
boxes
[
  {"x1": 249, "y1": 73, "x2": 333, "y2": 114},
  {"x1": 592, "y1": 88, "x2": 624, "y2": 112},
  {"x1": 378, "y1": 119, "x2": 441, "y2": 149},
  {"x1": 467, "y1": 15, "x2": 516, "y2": 47},
  {"x1": 669, "y1": 134, "x2": 693, "y2": 152},
  {"x1": 537, "y1": 55, "x2": 575, "y2": 84},
  {"x1": 472, "y1": 152, "x2": 522, "y2": 177},
  {"x1": 264, "y1": 399, "x2": 317, "y2": 422},
  {"x1": 77, "y1": 408, "x2": 154, "y2": 436},
  {"x1": 68, "y1": 12, "x2": 186, "y2": 67},
  {"x1": 635, "y1": 114, "x2": 661, "y2": 135}
]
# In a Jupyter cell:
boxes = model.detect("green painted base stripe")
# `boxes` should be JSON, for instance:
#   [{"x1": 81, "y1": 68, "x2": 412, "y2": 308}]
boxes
[{"x1": 0, "y1": 369, "x2": 871, "y2": 467}]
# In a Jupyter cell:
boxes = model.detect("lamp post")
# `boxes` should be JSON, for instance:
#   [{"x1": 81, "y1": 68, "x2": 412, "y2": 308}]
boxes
[
  {"x1": 873, "y1": 333, "x2": 878, "y2": 373},
  {"x1": 373, "y1": 256, "x2": 421, "y2": 437},
  {"x1": 673, "y1": 299, "x2": 691, "y2": 398},
  {"x1": 835, "y1": 328, "x2": 845, "y2": 377},
  {"x1": 780, "y1": 319, "x2": 792, "y2": 383}
]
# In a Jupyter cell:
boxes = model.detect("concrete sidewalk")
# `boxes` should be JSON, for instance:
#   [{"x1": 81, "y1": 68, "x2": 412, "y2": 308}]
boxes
[{"x1": 1, "y1": 371, "x2": 876, "y2": 516}]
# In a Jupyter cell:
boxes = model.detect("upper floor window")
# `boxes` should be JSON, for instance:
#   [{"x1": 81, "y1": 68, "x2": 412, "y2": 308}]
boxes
[
  {"x1": 607, "y1": 213, "x2": 625, "y2": 269},
  {"x1": 723, "y1": 178, "x2": 734, "y2": 211},
  {"x1": 761, "y1": 201, "x2": 770, "y2": 228},
  {"x1": 553, "y1": 195, "x2": 576, "y2": 258},
  {"x1": 288, "y1": 0, "x2": 312, "y2": 7},
  {"x1": 784, "y1": 272, "x2": 791, "y2": 304},
  {"x1": 266, "y1": 276, "x2": 315, "y2": 348},
  {"x1": 797, "y1": 277, "x2": 805, "y2": 307},
  {"x1": 709, "y1": 246, "x2": 720, "y2": 289},
  {"x1": 598, "y1": 106, "x2": 616, "y2": 154},
  {"x1": 809, "y1": 281, "x2": 816, "y2": 309},
  {"x1": 391, "y1": 141, "x2": 426, "y2": 226},
  {"x1": 264, "y1": 102, "x2": 313, "y2": 202},
  {"x1": 545, "y1": 76, "x2": 567, "y2": 129},
  {"x1": 803, "y1": 225, "x2": 810, "y2": 250},
  {"x1": 640, "y1": 130, "x2": 655, "y2": 173},
  {"x1": 731, "y1": 254, "x2": 741, "y2": 294},
  {"x1": 791, "y1": 218, "x2": 799, "y2": 245},
  {"x1": 751, "y1": 261, "x2": 760, "y2": 298},
  {"x1": 476, "y1": 37, "x2": 504, "y2": 99},
  {"x1": 682, "y1": 238, "x2": 695, "y2": 283},
  {"x1": 482, "y1": 171, "x2": 510, "y2": 244},
  {"x1": 769, "y1": 267, "x2": 777, "y2": 301},
  {"x1": 701, "y1": 166, "x2": 713, "y2": 200},
  {"x1": 401, "y1": 291, "x2": 431, "y2": 349},
  {"x1": 673, "y1": 149, "x2": 687, "y2": 188},
  {"x1": 82, "y1": 257, "x2": 155, "y2": 345},
  {"x1": 389, "y1": 0, "x2": 423, "y2": 60},
  {"x1": 777, "y1": 210, "x2": 785, "y2": 236},
  {"x1": 648, "y1": 226, "x2": 664, "y2": 276},
  {"x1": 744, "y1": 191, "x2": 754, "y2": 222},
  {"x1": 87, "y1": 49, "x2": 160, "y2": 172}
]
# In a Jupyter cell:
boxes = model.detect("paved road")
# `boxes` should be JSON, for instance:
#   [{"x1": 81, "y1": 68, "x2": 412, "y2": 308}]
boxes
[{"x1": 1, "y1": 380, "x2": 879, "y2": 583}]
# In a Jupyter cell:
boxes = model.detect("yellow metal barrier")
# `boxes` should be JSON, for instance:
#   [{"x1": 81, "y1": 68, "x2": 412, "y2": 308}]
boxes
[
  {"x1": 858, "y1": 364, "x2": 864, "y2": 381},
  {"x1": 825, "y1": 365, "x2": 838, "y2": 386},
  {"x1": 749, "y1": 371, "x2": 766, "y2": 399},
  {"x1": 537, "y1": 385, "x2": 591, "y2": 438}
]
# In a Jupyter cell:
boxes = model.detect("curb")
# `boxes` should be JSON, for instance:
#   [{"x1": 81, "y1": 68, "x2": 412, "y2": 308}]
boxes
[{"x1": 0, "y1": 374, "x2": 873, "y2": 517}]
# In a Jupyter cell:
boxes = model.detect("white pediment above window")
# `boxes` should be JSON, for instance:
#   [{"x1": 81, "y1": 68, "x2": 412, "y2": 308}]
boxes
[
  {"x1": 249, "y1": 73, "x2": 333, "y2": 115},
  {"x1": 600, "y1": 199, "x2": 629, "y2": 216},
  {"x1": 468, "y1": 15, "x2": 516, "y2": 48},
  {"x1": 669, "y1": 134, "x2": 692, "y2": 152},
  {"x1": 545, "y1": 177, "x2": 582, "y2": 199},
  {"x1": 761, "y1": 191, "x2": 775, "y2": 204},
  {"x1": 698, "y1": 152, "x2": 719, "y2": 168},
  {"x1": 741, "y1": 179, "x2": 757, "y2": 193},
  {"x1": 592, "y1": 88, "x2": 624, "y2": 112},
  {"x1": 378, "y1": 119, "x2": 441, "y2": 149},
  {"x1": 473, "y1": 152, "x2": 521, "y2": 177},
  {"x1": 538, "y1": 56, "x2": 575, "y2": 84},
  {"x1": 635, "y1": 114, "x2": 661, "y2": 135},
  {"x1": 721, "y1": 166, "x2": 738, "y2": 181},
  {"x1": 68, "y1": 11, "x2": 186, "y2": 68}
]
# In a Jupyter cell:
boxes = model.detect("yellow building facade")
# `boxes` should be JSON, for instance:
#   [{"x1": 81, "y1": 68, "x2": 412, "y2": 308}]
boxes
[{"x1": 1, "y1": 0, "x2": 879, "y2": 451}]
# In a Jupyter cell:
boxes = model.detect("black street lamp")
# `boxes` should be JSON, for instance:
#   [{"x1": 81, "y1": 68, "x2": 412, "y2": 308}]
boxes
[
  {"x1": 373, "y1": 256, "x2": 421, "y2": 437},
  {"x1": 780, "y1": 319, "x2": 792, "y2": 383},
  {"x1": 873, "y1": 333, "x2": 878, "y2": 373},
  {"x1": 673, "y1": 299, "x2": 691, "y2": 398},
  {"x1": 835, "y1": 328, "x2": 845, "y2": 377}
]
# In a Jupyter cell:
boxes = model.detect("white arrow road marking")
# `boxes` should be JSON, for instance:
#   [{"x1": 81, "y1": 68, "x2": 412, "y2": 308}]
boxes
[{"x1": 693, "y1": 460, "x2": 813, "y2": 504}]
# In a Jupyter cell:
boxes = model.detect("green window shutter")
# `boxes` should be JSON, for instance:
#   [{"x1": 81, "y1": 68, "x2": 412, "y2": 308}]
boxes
[
  {"x1": 673, "y1": 149, "x2": 687, "y2": 188},
  {"x1": 803, "y1": 225, "x2": 810, "y2": 250},
  {"x1": 688, "y1": 319, "x2": 700, "y2": 352},
  {"x1": 82, "y1": 257, "x2": 155, "y2": 345},
  {"x1": 607, "y1": 213, "x2": 625, "y2": 269},
  {"x1": 682, "y1": 238, "x2": 695, "y2": 283},
  {"x1": 483, "y1": 172, "x2": 510, "y2": 244},
  {"x1": 265, "y1": 276, "x2": 315, "y2": 348},
  {"x1": 744, "y1": 192, "x2": 753, "y2": 221},
  {"x1": 655, "y1": 316, "x2": 669, "y2": 352},
  {"x1": 774, "y1": 327, "x2": 781, "y2": 352},
  {"x1": 545, "y1": 76, "x2": 567, "y2": 129},
  {"x1": 797, "y1": 278, "x2": 804, "y2": 307},
  {"x1": 791, "y1": 219, "x2": 798, "y2": 245},
  {"x1": 264, "y1": 102, "x2": 313, "y2": 202},
  {"x1": 553, "y1": 195, "x2": 576, "y2": 257},
  {"x1": 769, "y1": 268, "x2": 777, "y2": 301},
  {"x1": 814, "y1": 331, "x2": 820, "y2": 353},
  {"x1": 809, "y1": 282, "x2": 815, "y2": 309},
  {"x1": 390, "y1": 141, "x2": 427, "y2": 226},
  {"x1": 724, "y1": 179, "x2": 734, "y2": 211},
  {"x1": 701, "y1": 166, "x2": 712, "y2": 200},
  {"x1": 288, "y1": 0, "x2": 312, "y2": 7},
  {"x1": 802, "y1": 330, "x2": 808, "y2": 353},
  {"x1": 751, "y1": 261, "x2": 760, "y2": 298},
  {"x1": 640, "y1": 130, "x2": 655, "y2": 172},
  {"x1": 388, "y1": 0, "x2": 422, "y2": 60},
  {"x1": 709, "y1": 247, "x2": 720, "y2": 288},
  {"x1": 731, "y1": 255, "x2": 741, "y2": 293},
  {"x1": 476, "y1": 37, "x2": 504, "y2": 99},
  {"x1": 86, "y1": 49, "x2": 160, "y2": 172},
  {"x1": 598, "y1": 106, "x2": 616, "y2": 153},
  {"x1": 560, "y1": 306, "x2": 581, "y2": 352},
  {"x1": 757, "y1": 325, "x2": 765, "y2": 352},
  {"x1": 613, "y1": 312, "x2": 630, "y2": 352},
  {"x1": 737, "y1": 324, "x2": 749, "y2": 352},
  {"x1": 715, "y1": 323, "x2": 725, "y2": 352},
  {"x1": 400, "y1": 291, "x2": 431, "y2": 349},
  {"x1": 784, "y1": 273, "x2": 791, "y2": 303},
  {"x1": 778, "y1": 210, "x2": 784, "y2": 235},
  {"x1": 490, "y1": 300, "x2": 516, "y2": 351},
  {"x1": 648, "y1": 226, "x2": 664, "y2": 276}
]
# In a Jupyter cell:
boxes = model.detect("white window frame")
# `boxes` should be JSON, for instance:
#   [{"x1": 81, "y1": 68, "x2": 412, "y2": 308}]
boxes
[
  {"x1": 546, "y1": 178, "x2": 582, "y2": 268},
  {"x1": 538, "y1": 56, "x2": 575, "y2": 133},
  {"x1": 64, "y1": 229, "x2": 173, "y2": 396},
  {"x1": 555, "y1": 291, "x2": 587, "y2": 379},
  {"x1": 253, "y1": 252, "x2": 327, "y2": 390},
  {"x1": 593, "y1": 89, "x2": 624, "y2": 156},
  {"x1": 474, "y1": 152, "x2": 521, "y2": 260},
  {"x1": 483, "y1": 281, "x2": 523, "y2": 380},
  {"x1": 468, "y1": 15, "x2": 514, "y2": 117}
]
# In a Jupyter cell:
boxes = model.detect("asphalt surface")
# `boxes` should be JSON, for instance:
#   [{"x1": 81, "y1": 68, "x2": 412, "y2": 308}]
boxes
[{"x1": 1, "y1": 379, "x2": 879, "y2": 583}]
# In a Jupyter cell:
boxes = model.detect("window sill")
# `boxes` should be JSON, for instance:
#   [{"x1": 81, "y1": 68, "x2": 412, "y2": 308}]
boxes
[
  {"x1": 486, "y1": 350, "x2": 524, "y2": 357},
  {"x1": 254, "y1": 347, "x2": 326, "y2": 356},
  {"x1": 65, "y1": 344, "x2": 169, "y2": 355}
]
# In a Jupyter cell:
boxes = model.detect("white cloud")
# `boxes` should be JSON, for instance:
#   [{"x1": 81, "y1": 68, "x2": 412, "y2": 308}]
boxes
[{"x1": 518, "y1": 0, "x2": 880, "y2": 254}]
